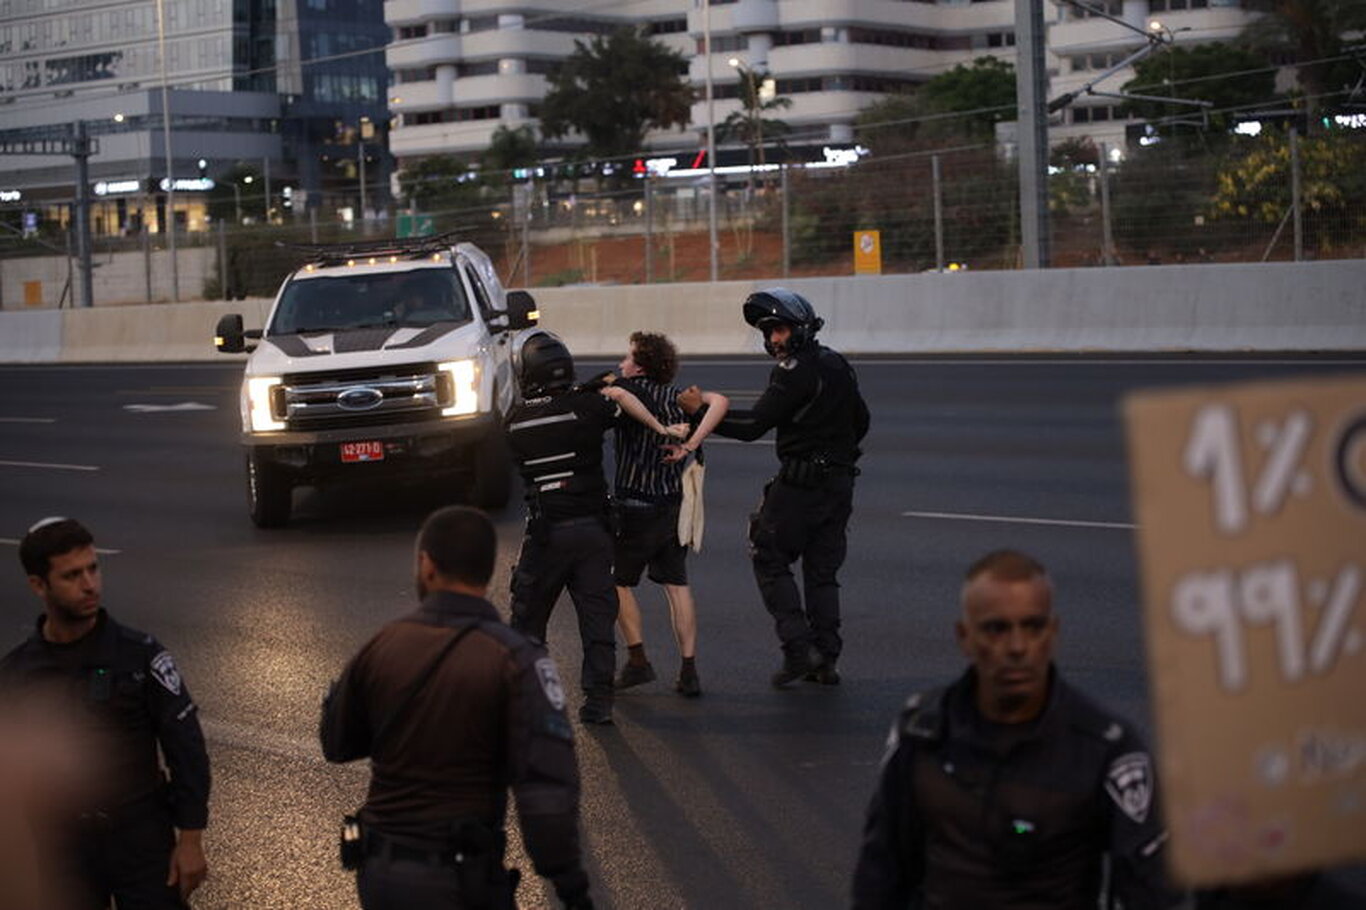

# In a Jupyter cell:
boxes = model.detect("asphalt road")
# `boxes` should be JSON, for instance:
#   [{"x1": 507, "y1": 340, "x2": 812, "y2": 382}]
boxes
[{"x1": 0, "y1": 354, "x2": 1362, "y2": 909}]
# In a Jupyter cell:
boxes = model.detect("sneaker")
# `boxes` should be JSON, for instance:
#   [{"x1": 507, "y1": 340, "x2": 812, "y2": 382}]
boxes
[
  {"x1": 771, "y1": 647, "x2": 818, "y2": 689},
  {"x1": 803, "y1": 661, "x2": 841, "y2": 686},
  {"x1": 578, "y1": 701, "x2": 614, "y2": 725},
  {"x1": 614, "y1": 661, "x2": 657, "y2": 690},
  {"x1": 675, "y1": 671, "x2": 702, "y2": 698}
]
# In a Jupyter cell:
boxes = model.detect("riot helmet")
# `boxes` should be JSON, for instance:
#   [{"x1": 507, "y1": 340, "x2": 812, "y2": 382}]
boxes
[
  {"x1": 742, "y1": 287, "x2": 825, "y2": 356},
  {"x1": 512, "y1": 329, "x2": 575, "y2": 397}
]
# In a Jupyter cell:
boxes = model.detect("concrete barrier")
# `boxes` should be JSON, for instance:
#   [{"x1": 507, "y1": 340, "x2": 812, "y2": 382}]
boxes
[
  {"x1": 0, "y1": 310, "x2": 62, "y2": 363},
  {"x1": 56, "y1": 299, "x2": 271, "y2": 363},
  {"x1": 0, "y1": 260, "x2": 1361, "y2": 364}
]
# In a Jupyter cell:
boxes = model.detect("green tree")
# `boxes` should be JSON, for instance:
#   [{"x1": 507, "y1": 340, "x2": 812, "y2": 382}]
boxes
[
  {"x1": 540, "y1": 27, "x2": 694, "y2": 159},
  {"x1": 854, "y1": 57, "x2": 1015, "y2": 150},
  {"x1": 1121, "y1": 43, "x2": 1278, "y2": 138},
  {"x1": 1241, "y1": 0, "x2": 1366, "y2": 125},
  {"x1": 481, "y1": 125, "x2": 539, "y2": 182},
  {"x1": 1210, "y1": 130, "x2": 1366, "y2": 252},
  {"x1": 917, "y1": 56, "x2": 1017, "y2": 137}
]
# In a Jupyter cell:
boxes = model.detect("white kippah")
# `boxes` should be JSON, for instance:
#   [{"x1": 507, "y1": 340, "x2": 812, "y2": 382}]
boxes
[{"x1": 26, "y1": 516, "x2": 69, "y2": 533}]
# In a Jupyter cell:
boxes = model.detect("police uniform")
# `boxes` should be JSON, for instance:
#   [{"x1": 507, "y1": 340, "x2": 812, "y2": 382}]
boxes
[
  {"x1": 505, "y1": 386, "x2": 623, "y2": 721},
  {"x1": 320, "y1": 590, "x2": 591, "y2": 910},
  {"x1": 715, "y1": 340, "x2": 869, "y2": 673},
  {"x1": 852, "y1": 667, "x2": 1177, "y2": 910},
  {"x1": 0, "y1": 609, "x2": 210, "y2": 910}
]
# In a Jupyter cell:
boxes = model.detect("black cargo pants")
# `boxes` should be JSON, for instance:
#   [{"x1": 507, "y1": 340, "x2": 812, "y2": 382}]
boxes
[
  {"x1": 510, "y1": 517, "x2": 618, "y2": 706},
  {"x1": 748, "y1": 471, "x2": 855, "y2": 664}
]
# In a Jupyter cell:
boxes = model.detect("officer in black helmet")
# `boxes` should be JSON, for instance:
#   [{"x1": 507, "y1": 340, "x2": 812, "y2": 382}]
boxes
[
  {"x1": 700, "y1": 288, "x2": 869, "y2": 687},
  {"x1": 505, "y1": 329, "x2": 683, "y2": 725}
]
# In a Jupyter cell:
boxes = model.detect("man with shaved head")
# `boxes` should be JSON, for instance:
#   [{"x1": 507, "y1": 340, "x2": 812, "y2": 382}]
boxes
[{"x1": 852, "y1": 550, "x2": 1180, "y2": 910}]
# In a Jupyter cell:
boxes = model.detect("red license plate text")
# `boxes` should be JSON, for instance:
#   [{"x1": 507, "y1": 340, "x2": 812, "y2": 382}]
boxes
[{"x1": 341, "y1": 441, "x2": 385, "y2": 463}]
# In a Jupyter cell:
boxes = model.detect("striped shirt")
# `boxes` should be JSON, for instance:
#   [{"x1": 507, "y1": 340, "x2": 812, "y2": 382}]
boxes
[{"x1": 612, "y1": 376, "x2": 686, "y2": 503}]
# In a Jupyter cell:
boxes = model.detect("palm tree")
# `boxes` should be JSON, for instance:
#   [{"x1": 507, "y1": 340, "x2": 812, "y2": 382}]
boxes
[{"x1": 719, "y1": 64, "x2": 792, "y2": 194}]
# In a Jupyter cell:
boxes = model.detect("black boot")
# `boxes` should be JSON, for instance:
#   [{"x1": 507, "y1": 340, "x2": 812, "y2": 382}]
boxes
[{"x1": 771, "y1": 646, "x2": 818, "y2": 688}]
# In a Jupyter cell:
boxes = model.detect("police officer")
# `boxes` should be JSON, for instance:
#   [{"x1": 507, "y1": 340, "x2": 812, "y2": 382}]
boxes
[
  {"x1": 0, "y1": 517, "x2": 210, "y2": 909},
  {"x1": 505, "y1": 330, "x2": 682, "y2": 725},
  {"x1": 320, "y1": 506, "x2": 594, "y2": 910},
  {"x1": 704, "y1": 288, "x2": 869, "y2": 687},
  {"x1": 852, "y1": 550, "x2": 1179, "y2": 910}
]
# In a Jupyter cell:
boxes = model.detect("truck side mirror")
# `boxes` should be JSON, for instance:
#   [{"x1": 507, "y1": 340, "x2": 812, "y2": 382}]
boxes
[
  {"x1": 504, "y1": 290, "x2": 539, "y2": 330},
  {"x1": 215, "y1": 313, "x2": 245, "y2": 353}
]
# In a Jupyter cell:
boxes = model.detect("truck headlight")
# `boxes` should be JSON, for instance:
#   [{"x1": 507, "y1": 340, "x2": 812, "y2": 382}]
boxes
[
  {"x1": 245, "y1": 377, "x2": 285, "y2": 431},
  {"x1": 437, "y1": 359, "x2": 479, "y2": 416}
]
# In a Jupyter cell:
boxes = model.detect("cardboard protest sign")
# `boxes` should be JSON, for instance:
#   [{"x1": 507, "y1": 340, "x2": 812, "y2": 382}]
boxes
[{"x1": 1125, "y1": 373, "x2": 1366, "y2": 887}]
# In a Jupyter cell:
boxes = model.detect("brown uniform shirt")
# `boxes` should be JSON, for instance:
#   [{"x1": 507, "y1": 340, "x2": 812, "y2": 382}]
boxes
[{"x1": 320, "y1": 591, "x2": 585, "y2": 894}]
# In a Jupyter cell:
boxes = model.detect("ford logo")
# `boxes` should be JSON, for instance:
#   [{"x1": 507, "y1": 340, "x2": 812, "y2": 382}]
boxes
[{"x1": 337, "y1": 387, "x2": 384, "y2": 411}]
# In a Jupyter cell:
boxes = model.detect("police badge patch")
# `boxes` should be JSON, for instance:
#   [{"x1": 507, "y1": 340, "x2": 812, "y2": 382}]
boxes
[
  {"x1": 535, "y1": 658, "x2": 567, "y2": 711},
  {"x1": 1105, "y1": 752, "x2": 1153, "y2": 824},
  {"x1": 150, "y1": 650, "x2": 182, "y2": 696}
]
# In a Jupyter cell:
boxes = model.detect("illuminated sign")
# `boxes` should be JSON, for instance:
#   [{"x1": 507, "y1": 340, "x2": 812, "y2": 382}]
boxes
[
  {"x1": 1334, "y1": 114, "x2": 1366, "y2": 130},
  {"x1": 94, "y1": 180, "x2": 143, "y2": 196},
  {"x1": 158, "y1": 177, "x2": 215, "y2": 192},
  {"x1": 0, "y1": 189, "x2": 20, "y2": 202},
  {"x1": 644, "y1": 156, "x2": 679, "y2": 177}
]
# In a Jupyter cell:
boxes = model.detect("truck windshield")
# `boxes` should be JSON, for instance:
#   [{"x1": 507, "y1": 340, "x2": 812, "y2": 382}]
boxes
[{"x1": 270, "y1": 269, "x2": 473, "y2": 335}]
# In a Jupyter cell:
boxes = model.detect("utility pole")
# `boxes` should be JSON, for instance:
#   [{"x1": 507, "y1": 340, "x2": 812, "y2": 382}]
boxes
[
  {"x1": 156, "y1": 0, "x2": 180, "y2": 300},
  {"x1": 1014, "y1": 0, "x2": 1051, "y2": 269},
  {"x1": 72, "y1": 121, "x2": 95, "y2": 308},
  {"x1": 703, "y1": 0, "x2": 719, "y2": 282}
]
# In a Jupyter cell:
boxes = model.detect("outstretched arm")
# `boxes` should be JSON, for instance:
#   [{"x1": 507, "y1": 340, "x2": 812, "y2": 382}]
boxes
[
  {"x1": 664, "y1": 391, "x2": 730, "y2": 462},
  {"x1": 600, "y1": 385, "x2": 682, "y2": 438}
]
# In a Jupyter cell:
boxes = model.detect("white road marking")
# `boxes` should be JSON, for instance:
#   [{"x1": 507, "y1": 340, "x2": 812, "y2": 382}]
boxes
[
  {"x1": 0, "y1": 417, "x2": 55, "y2": 423},
  {"x1": 0, "y1": 538, "x2": 121, "y2": 554},
  {"x1": 123, "y1": 402, "x2": 215, "y2": 412},
  {"x1": 0, "y1": 459, "x2": 99, "y2": 471},
  {"x1": 902, "y1": 509, "x2": 1135, "y2": 530}
]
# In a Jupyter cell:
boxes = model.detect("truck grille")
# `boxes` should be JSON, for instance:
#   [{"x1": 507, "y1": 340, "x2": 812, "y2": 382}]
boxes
[{"x1": 281, "y1": 364, "x2": 444, "y2": 430}]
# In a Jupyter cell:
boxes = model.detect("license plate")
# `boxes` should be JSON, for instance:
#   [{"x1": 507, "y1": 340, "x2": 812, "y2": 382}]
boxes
[{"x1": 340, "y1": 441, "x2": 385, "y2": 463}]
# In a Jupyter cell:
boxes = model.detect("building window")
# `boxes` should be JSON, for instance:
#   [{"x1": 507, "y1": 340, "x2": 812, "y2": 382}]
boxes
[
  {"x1": 647, "y1": 17, "x2": 687, "y2": 35},
  {"x1": 773, "y1": 29, "x2": 822, "y2": 47},
  {"x1": 1068, "y1": 0, "x2": 1123, "y2": 19},
  {"x1": 397, "y1": 25, "x2": 426, "y2": 40}
]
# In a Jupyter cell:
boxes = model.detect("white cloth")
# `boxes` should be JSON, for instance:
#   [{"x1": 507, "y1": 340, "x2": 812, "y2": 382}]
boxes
[{"x1": 677, "y1": 459, "x2": 705, "y2": 552}]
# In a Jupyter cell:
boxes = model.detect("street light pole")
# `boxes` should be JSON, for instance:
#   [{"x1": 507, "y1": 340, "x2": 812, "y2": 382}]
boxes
[
  {"x1": 358, "y1": 116, "x2": 372, "y2": 228},
  {"x1": 155, "y1": 0, "x2": 179, "y2": 300},
  {"x1": 703, "y1": 0, "x2": 718, "y2": 282}
]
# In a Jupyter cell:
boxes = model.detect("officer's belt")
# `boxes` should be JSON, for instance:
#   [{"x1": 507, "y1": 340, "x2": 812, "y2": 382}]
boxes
[{"x1": 365, "y1": 825, "x2": 501, "y2": 867}]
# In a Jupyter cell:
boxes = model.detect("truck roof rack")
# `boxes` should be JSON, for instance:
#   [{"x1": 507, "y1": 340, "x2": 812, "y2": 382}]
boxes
[{"x1": 276, "y1": 231, "x2": 467, "y2": 268}]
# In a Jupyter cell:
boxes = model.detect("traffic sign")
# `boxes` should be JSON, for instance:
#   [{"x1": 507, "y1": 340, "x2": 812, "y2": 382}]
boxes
[{"x1": 396, "y1": 213, "x2": 435, "y2": 238}]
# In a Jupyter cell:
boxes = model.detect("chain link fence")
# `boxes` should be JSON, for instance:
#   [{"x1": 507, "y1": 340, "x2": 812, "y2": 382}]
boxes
[{"x1": 2, "y1": 127, "x2": 1361, "y2": 301}]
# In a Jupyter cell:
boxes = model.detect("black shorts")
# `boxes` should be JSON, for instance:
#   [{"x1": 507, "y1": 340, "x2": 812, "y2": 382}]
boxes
[{"x1": 613, "y1": 500, "x2": 688, "y2": 587}]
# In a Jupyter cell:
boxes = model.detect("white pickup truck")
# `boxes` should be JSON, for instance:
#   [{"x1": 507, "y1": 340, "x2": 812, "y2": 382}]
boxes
[{"x1": 214, "y1": 234, "x2": 537, "y2": 527}]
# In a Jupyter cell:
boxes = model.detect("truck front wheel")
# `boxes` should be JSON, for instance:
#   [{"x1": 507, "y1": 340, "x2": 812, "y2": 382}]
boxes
[{"x1": 246, "y1": 452, "x2": 292, "y2": 528}]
